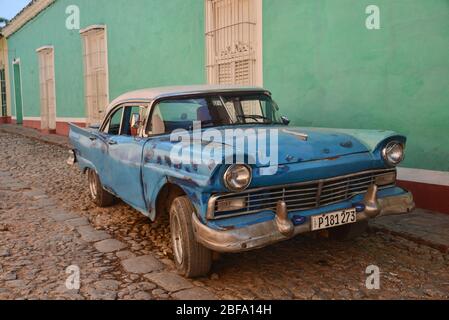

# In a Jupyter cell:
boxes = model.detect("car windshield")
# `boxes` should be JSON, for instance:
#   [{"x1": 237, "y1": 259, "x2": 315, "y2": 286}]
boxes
[{"x1": 149, "y1": 93, "x2": 284, "y2": 134}]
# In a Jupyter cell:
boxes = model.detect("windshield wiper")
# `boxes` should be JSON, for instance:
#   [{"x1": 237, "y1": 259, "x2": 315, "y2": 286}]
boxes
[
  {"x1": 236, "y1": 115, "x2": 273, "y2": 124},
  {"x1": 188, "y1": 120, "x2": 217, "y2": 130}
]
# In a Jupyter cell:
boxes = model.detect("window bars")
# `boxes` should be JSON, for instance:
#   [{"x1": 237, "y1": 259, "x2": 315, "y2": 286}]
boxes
[{"x1": 205, "y1": 0, "x2": 258, "y2": 85}]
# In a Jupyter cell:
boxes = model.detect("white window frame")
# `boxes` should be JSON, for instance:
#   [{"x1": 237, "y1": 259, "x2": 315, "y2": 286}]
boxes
[
  {"x1": 205, "y1": 0, "x2": 263, "y2": 86},
  {"x1": 80, "y1": 25, "x2": 110, "y2": 125},
  {"x1": 36, "y1": 45, "x2": 57, "y2": 130},
  {"x1": 101, "y1": 103, "x2": 148, "y2": 137}
]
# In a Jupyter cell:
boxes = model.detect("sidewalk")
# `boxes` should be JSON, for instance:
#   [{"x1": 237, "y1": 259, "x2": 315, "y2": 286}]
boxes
[
  {"x1": 1, "y1": 123, "x2": 448, "y2": 253},
  {"x1": 0, "y1": 124, "x2": 71, "y2": 149},
  {"x1": 371, "y1": 209, "x2": 449, "y2": 253}
]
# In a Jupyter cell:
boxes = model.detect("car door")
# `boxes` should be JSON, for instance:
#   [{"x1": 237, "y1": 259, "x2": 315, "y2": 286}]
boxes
[
  {"x1": 91, "y1": 105, "x2": 124, "y2": 192},
  {"x1": 102, "y1": 104, "x2": 149, "y2": 213}
]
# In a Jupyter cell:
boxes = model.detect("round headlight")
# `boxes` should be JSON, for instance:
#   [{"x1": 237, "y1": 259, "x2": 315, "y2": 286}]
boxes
[
  {"x1": 224, "y1": 165, "x2": 252, "y2": 192},
  {"x1": 382, "y1": 141, "x2": 405, "y2": 166}
]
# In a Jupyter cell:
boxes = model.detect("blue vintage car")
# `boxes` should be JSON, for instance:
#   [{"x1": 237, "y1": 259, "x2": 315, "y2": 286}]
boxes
[{"x1": 69, "y1": 85, "x2": 415, "y2": 277}]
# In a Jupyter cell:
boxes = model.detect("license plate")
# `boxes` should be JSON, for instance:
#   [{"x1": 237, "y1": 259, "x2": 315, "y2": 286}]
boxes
[{"x1": 311, "y1": 208, "x2": 357, "y2": 231}]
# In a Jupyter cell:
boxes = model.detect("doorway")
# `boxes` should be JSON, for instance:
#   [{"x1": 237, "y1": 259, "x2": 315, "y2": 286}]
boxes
[
  {"x1": 37, "y1": 46, "x2": 57, "y2": 131},
  {"x1": 12, "y1": 60, "x2": 23, "y2": 125},
  {"x1": 0, "y1": 68, "x2": 7, "y2": 117},
  {"x1": 81, "y1": 26, "x2": 109, "y2": 125}
]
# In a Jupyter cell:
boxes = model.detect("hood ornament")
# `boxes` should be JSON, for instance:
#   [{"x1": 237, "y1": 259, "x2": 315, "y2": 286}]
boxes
[{"x1": 282, "y1": 129, "x2": 309, "y2": 141}]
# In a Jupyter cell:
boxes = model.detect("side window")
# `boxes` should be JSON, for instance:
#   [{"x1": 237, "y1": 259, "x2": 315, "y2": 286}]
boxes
[
  {"x1": 121, "y1": 106, "x2": 145, "y2": 136},
  {"x1": 104, "y1": 107, "x2": 123, "y2": 135},
  {"x1": 149, "y1": 105, "x2": 167, "y2": 135},
  {"x1": 148, "y1": 99, "x2": 207, "y2": 135}
]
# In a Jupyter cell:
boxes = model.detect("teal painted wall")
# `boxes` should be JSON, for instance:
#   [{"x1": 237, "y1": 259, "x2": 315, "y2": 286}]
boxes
[
  {"x1": 8, "y1": 0, "x2": 205, "y2": 118},
  {"x1": 263, "y1": 0, "x2": 449, "y2": 171}
]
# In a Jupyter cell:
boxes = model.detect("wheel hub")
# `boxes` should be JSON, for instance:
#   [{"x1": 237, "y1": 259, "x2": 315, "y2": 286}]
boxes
[
  {"x1": 88, "y1": 170, "x2": 98, "y2": 200},
  {"x1": 171, "y1": 213, "x2": 184, "y2": 265}
]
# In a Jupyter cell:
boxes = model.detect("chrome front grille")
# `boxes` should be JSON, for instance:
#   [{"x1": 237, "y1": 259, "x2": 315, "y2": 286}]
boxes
[{"x1": 209, "y1": 168, "x2": 396, "y2": 219}]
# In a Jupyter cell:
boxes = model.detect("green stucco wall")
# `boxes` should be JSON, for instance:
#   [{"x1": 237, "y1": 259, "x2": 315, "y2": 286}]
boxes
[
  {"x1": 8, "y1": 0, "x2": 205, "y2": 119},
  {"x1": 264, "y1": 0, "x2": 449, "y2": 171}
]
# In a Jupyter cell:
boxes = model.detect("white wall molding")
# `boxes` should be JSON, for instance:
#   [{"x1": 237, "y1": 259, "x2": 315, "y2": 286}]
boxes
[
  {"x1": 22, "y1": 117, "x2": 87, "y2": 123},
  {"x1": 23, "y1": 116, "x2": 41, "y2": 121},
  {"x1": 398, "y1": 167, "x2": 449, "y2": 187},
  {"x1": 56, "y1": 117, "x2": 87, "y2": 123}
]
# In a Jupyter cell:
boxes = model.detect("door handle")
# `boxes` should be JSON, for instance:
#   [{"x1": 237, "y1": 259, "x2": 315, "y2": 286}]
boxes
[
  {"x1": 108, "y1": 139, "x2": 118, "y2": 145},
  {"x1": 89, "y1": 136, "x2": 97, "y2": 141}
]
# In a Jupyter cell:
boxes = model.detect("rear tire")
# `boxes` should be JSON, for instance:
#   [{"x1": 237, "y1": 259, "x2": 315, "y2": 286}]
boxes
[
  {"x1": 170, "y1": 196, "x2": 212, "y2": 278},
  {"x1": 329, "y1": 220, "x2": 369, "y2": 241},
  {"x1": 87, "y1": 169, "x2": 115, "y2": 207}
]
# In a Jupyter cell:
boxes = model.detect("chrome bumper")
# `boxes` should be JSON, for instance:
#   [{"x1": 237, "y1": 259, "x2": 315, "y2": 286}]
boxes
[
  {"x1": 67, "y1": 149, "x2": 77, "y2": 166},
  {"x1": 192, "y1": 185, "x2": 415, "y2": 253}
]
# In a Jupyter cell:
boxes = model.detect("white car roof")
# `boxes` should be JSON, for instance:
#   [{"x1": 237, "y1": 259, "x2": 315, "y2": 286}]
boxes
[{"x1": 108, "y1": 84, "x2": 269, "y2": 108}]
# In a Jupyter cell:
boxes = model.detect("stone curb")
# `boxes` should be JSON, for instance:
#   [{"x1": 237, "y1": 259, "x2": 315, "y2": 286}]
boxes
[
  {"x1": 369, "y1": 225, "x2": 449, "y2": 254},
  {"x1": 0, "y1": 125, "x2": 71, "y2": 149}
]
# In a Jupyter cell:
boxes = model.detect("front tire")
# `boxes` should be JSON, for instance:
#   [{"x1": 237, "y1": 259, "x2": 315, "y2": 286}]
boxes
[
  {"x1": 87, "y1": 169, "x2": 115, "y2": 207},
  {"x1": 170, "y1": 196, "x2": 212, "y2": 278}
]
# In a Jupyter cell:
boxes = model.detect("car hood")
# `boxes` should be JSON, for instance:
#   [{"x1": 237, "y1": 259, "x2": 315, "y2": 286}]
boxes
[
  {"x1": 271, "y1": 127, "x2": 368, "y2": 165},
  {"x1": 198, "y1": 126, "x2": 400, "y2": 166},
  {"x1": 151, "y1": 126, "x2": 401, "y2": 173}
]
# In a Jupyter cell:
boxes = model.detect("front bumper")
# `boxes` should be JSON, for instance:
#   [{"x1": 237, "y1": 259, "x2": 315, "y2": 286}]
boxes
[{"x1": 192, "y1": 185, "x2": 415, "y2": 253}]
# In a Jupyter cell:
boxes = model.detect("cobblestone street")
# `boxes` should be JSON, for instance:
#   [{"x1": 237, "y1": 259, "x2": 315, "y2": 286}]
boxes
[{"x1": 0, "y1": 128, "x2": 448, "y2": 300}]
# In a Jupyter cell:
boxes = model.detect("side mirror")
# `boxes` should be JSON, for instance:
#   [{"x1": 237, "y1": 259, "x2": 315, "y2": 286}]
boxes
[
  {"x1": 130, "y1": 113, "x2": 141, "y2": 129},
  {"x1": 281, "y1": 116, "x2": 290, "y2": 125}
]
